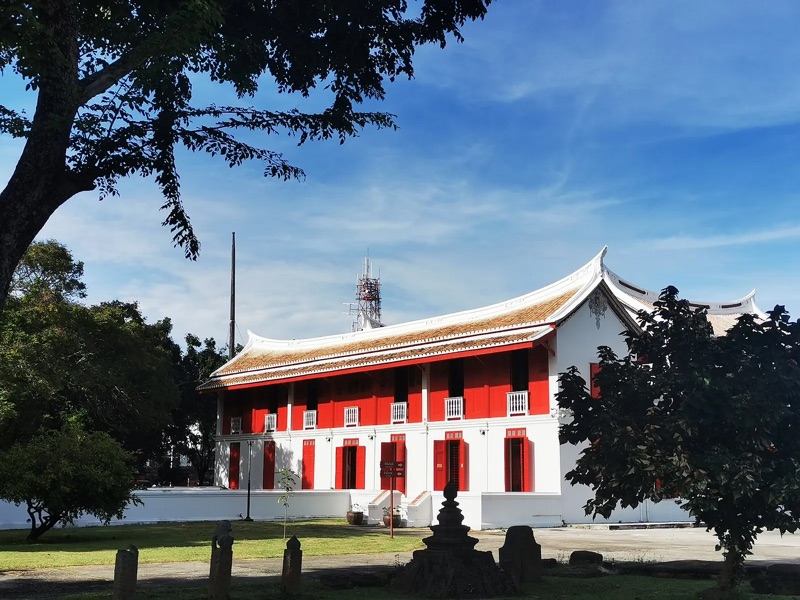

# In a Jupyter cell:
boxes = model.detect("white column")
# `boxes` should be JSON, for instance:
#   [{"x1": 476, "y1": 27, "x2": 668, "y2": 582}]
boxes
[
  {"x1": 421, "y1": 364, "x2": 430, "y2": 422},
  {"x1": 216, "y1": 391, "x2": 224, "y2": 435},
  {"x1": 286, "y1": 383, "x2": 294, "y2": 431}
]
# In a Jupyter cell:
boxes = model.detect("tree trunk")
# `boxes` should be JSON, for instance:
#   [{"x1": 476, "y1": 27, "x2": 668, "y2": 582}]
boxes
[
  {"x1": 26, "y1": 503, "x2": 61, "y2": 542},
  {"x1": 0, "y1": 0, "x2": 92, "y2": 312},
  {"x1": 718, "y1": 547, "x2": 745, "y2": 592}
]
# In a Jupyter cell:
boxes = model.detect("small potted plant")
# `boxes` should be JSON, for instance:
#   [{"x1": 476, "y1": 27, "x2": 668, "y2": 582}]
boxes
[
  {"x1": 346, "y1": 503, "x2": 364, "y2": 525},
  {"x1": 382, "y1": 506, "x2": 402, "y2": 528}
]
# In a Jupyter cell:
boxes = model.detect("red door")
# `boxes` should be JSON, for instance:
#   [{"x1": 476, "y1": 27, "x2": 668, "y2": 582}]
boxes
[
  {"x1": 302, "y1": 439, "x2": 315, "y2": 489},
  {"x1": 262, "y1": 441, "x2": 275, "y2": 490},
  {"x1": 504, "y1": 429, "x2": 533, "y2": 492},
  {"x1": 229, "y1": 442, "x2": 240, "y2": 490}
]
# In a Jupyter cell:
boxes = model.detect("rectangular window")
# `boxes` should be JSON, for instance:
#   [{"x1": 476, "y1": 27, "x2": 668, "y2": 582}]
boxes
[
  {"x1": 434, "y1": 431, "x2": 468, "y2": 491},
  {"x1": 336, "y1": 440, "x2": 365, "y2": 489},
  {"x1": 448, "y1": 359, "x2": 464, "y2": 398},
  {"x1": 306, "y1": 380, "x2": 319, "y2": 411},
  {"x1": 504, "y1": 428, "x2": 532, "y2": 492},
  {"x1": 510, "y1": 349, "x2": 529, "y2": 392},
  {"x1": 394, "y1": 367, "x2": 409, "y2": 403}
]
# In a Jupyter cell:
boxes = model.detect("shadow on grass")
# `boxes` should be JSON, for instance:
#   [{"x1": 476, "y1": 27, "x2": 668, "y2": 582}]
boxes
[{"x1": 0, "y1": 520, "x2": 423, "y2": 555}]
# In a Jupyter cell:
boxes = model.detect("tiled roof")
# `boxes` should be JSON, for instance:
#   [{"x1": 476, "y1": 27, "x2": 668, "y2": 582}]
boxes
[
  {"x1": 214, "y1": 288, "x2": 578, "y2": 378},
  {"x1": 199, "y1": 327, "x2": 552, "y2": 391},
  {"x1": 201, "y1": 247, "x2": 765, "y2": 392}
]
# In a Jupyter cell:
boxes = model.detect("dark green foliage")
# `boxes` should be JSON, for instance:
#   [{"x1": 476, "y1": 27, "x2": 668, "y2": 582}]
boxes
[
  {"x1": 0, "y1": 423, "x2": 141, "y2": 540},
  {"x1": 0, "y1": 0, "x2": 494, "y2": 309},
  {"x1": 558, "y1": 286, "x2": 800, "y2": 591},
  {"x1": 164, "y1": 334, "x2": 228, "y2": 485},
  {"x1": 0, "y1": 241, "x2": 180, "y2": 459}
]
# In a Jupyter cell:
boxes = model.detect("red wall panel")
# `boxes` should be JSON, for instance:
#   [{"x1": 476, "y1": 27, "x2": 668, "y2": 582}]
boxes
[
  {"x1": 529, "y1": 345, "x2": 550, "y2": 414},
  {"x1": 229, "y1": 442, "x2": 240, "y2": 490}
]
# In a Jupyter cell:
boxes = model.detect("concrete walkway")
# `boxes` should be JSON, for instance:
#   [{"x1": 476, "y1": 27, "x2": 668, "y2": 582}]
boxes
[{"x1": 0, "y1": 526, "x2": 798, "y2": 598}]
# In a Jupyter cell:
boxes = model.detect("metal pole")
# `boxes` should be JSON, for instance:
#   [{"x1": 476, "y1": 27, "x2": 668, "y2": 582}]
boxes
[
  {"x1": 244, "y1": 440, "x2": 253, "y2": 521},
  {"x1": 228, "y1": 232, "x2": 236, "y2": 360}
]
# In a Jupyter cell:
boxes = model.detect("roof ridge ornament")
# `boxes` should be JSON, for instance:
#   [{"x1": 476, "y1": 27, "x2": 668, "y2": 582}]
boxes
[{"x1": 588, "y1": 289, "x2": 608, "y2": 330}]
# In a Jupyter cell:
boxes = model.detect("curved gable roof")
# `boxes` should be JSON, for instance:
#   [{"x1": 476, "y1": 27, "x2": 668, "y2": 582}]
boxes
[{"x1": 200, "y1": 248, "x2": 763, "y2": 391}]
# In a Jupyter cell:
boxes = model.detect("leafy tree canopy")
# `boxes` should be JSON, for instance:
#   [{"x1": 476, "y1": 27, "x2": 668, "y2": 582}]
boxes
[
  {"x1": 0, "y1": 423, "x2": 141, "y2": 540},
  {"x1": 0, "y1": 0, "x2": 493, "y2": 309},
  {"x1": 558, "y1": 287, "x2": 800, "y2": 592},
  {"x1": 0, "y1": 241, "x2": 180, "y2": 457}
]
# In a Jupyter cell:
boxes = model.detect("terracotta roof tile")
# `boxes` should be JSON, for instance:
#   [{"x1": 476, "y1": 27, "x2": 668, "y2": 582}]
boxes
[
  {"x1": 215, "y1": 288, "x2": 578, "y2": 377},
  {"x1": 200, "y1": 329, "x2": 552, "y2": 391}
]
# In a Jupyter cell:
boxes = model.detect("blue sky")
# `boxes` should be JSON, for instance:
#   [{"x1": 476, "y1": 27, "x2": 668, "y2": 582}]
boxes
[{"x1": 3, "y1": 1, "x2": 800, "y2": 347}]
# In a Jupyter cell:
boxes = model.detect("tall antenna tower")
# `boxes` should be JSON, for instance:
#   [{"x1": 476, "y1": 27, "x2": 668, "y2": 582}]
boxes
[{"x1": 351, "y1": 256, "x2": 382, "y2": 331}]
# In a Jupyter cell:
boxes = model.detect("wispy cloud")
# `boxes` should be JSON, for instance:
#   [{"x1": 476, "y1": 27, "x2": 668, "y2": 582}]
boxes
[{"x1": 653, "y1": 225, "x2": 800, "y2": 251}]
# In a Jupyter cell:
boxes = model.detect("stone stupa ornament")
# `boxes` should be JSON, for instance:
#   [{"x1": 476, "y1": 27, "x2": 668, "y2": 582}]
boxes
[{"x1": 391, "y1": 481, "x2": 517, "y2": 598}]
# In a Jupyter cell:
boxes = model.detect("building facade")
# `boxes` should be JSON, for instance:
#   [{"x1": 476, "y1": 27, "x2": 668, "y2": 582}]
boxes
[{"x1": 199, "y1": 248, "x2": 763, "y2": 529}]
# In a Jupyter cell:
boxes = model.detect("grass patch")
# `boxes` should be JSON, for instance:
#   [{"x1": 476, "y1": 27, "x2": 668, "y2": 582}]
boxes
[{"x1": 0, "y1": 520, "x2": 425, "y2": 571}]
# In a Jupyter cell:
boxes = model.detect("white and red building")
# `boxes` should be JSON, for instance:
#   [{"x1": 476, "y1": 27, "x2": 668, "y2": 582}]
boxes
[{"x1": 199, "y1": 248, "x2": 764, "y2": 529}]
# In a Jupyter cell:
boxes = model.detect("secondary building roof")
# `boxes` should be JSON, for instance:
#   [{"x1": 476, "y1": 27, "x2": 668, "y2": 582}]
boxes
[{"x1": 199, "y1": 248, "x2": 764, "y2": 392}]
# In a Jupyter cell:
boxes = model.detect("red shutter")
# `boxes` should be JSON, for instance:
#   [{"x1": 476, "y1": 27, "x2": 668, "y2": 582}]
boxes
[
  {"x1": 380, "y1": 442, "x2": 394, "y2": 490},
  {"x1": 229, "y1": 442, "x2": 240, "y2": 490},
  {"x1": 356, "y1": 446, "x2": 366, "y2": 489},
  {"x1": 335, "y1": 446, "x2": 344, "y2": 490},
  {"x1": 458, "y1": 438, "x2": 468, "y2": 491},
  {"x1": 433, "y1": 440, "x2": 447, "y2": 491},
  {"x1": 590, "y1": 362, "x2": 601, "y2": 398},
  {"x1": 395, "y1": 440, "x2": 407, "y2": 495},
  {"x1": 301, "y1": 440, "x2": 315, "y2": 489},
  {"x1": 262, "y1": 441, "x2": 275, "y2": 490},
  {"x1": 525, "y1": 440, "x2": 533, "y2": 492},
  {"x1": 504, "y1": 438, "x2": 511, "y2": 492}
]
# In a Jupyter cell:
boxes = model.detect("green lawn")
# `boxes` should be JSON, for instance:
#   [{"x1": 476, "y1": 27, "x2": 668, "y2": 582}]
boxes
[{"x1": 0, "y1": 520, "x2": 425, "y2": 570}]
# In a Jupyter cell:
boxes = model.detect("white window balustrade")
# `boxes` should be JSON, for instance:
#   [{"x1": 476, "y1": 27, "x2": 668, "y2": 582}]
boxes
[
  {"x1": 264, "y1": 413, "x2": 277, "y2": 432},
  {"x1": 507, "y1": 391, "x2": 529, "y2": 416},
  {"x1": 445, "y1": 396, "x2": 464, "y2": 420},
  {"x1": 390, "y1": 402, "x2": 407, "y2": 424},
  {"x1": 230, "y1": 416, "x2": 242, "y2": 434},
  {"x1": 303, "y1": 410, "x2": 317, "y2": 430},
  {"x1": 344, "y1": 406, "x2": 359, "y2": 427}
]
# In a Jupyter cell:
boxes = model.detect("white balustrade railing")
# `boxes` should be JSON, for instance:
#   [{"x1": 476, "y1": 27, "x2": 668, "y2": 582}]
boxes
[
  {"x1": 264, "y1": 413, "x2": 277, "y2": 432},
  {"x1": 344, "y1": 406, "x2": 359, "y2": 427},
  {"x1": 445, "y1": 396, "x2": 464, "y2": 420},
  {"x1": 390, "y1": 402, "x2": 407, "y2": 424},
  {"x1": 230, "y1": 417, "x2": 242, "y2": 434},
  {"x1": 507, "y1": 391, "x2": 529, "y2": 416},
  {"x1": 303, "y1": 410, "x2": 317, "y2": 430}
]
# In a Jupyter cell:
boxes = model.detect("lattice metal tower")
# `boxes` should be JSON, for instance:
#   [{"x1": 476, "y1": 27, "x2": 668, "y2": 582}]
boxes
[{"x1": 352, "y1": 257, "x2": 382, "y2": 331}]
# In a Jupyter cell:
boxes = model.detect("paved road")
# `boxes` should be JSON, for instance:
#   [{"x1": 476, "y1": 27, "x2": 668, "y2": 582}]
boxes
[{"x1": 0, "y1": 526, "x2": 798, "y2": 598}]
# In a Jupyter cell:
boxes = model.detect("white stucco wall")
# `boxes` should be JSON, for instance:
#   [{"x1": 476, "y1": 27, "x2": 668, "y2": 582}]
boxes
[{"x1": 553, "y1": 299, "x2": 693, "y2": 525}]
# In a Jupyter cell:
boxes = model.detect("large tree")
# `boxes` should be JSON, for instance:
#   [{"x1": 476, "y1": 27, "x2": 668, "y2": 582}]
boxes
[
  {"x1": 0, "y1": 0, "x2": 493, "y2": 309},
  {"x1": 558, "y1": 287, "x2": 800, "y2": 592},
  {"x1": 0, "y1": 241, "x2": 180, "y2": 457}
]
